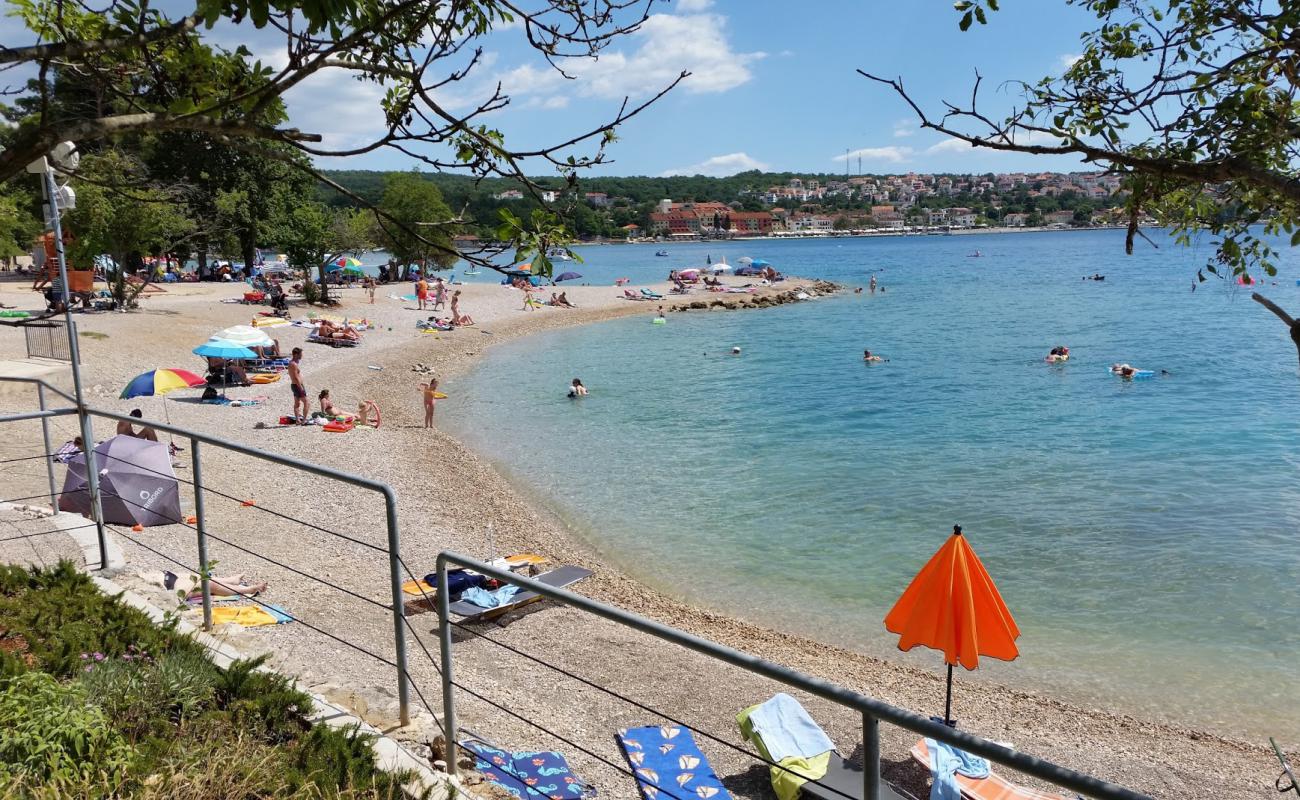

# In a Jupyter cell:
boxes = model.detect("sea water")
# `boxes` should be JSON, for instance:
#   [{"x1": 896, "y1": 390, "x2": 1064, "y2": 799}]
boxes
[{"x1": 442, "y1": 230, "x2": 1300, "y2": 740}]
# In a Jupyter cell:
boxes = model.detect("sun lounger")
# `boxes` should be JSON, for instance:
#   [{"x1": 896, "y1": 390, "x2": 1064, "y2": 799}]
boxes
[
  {"x1": 738, "y1": 694, "x2": 915, "y2": 800},
  {"x1": 306, "y1": 333, "x2": 360, "y2": 347},
  {"x1": 910, "y1": 740, "x2": 1068, "y2": 800},
  {"x1": 623, "y1": 289, "x2": 649, "y2": 301},
  {"x1": 640, "y1": 288, "x2": 664, "y2": 300},
  {"x1": 460, "y1": 736, "x2": 596, "y2": 799},
  {"x1": 617, "y1": 725, "x2": 732, "y2": 800},
  {"x1": 445, "y1": 565, "x2": 594, "y2": 622}
]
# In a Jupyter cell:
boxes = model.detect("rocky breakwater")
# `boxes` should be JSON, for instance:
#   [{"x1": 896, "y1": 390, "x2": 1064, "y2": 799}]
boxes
[{"x1": 671, "y1": 280, "x2": 842, "y2": 312}]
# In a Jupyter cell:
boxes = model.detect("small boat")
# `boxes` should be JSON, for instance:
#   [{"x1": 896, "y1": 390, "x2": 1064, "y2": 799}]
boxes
[
  {"x1": 655, "y1": 250, "x2": 669, "y2": 257},
  {"x1": 546, "y1": 247, "x2": 572, "y2": 261},
  {"x1": 463, "y1": 270, "x2": 481, "y2": 276}
]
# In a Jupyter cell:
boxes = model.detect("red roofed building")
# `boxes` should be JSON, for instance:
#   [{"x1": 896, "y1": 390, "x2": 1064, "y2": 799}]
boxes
[{"x1": 729, "y1": 211, "x2": 774, "y2": 235}]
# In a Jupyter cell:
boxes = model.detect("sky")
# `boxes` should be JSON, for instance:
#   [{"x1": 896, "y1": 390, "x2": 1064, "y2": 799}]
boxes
[
  {"x1": 0, "y1": 0, "x2": 1105, "y2": 178},
  {"x1": 270, "y1": 0, "x2": 1103, "y2": 177}
]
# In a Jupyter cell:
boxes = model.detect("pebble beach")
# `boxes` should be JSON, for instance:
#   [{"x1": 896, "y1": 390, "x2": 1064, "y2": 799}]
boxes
[{"x1": 0, "y1": 276, "x2": 1282, "y2": 799}]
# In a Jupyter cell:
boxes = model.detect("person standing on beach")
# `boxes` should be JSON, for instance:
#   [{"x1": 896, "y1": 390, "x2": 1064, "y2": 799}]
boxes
[
  {"x1": 451, "y1": 290, "x2": 473, "y2": 325},
  {"x1": 288, "y1": 347, "x2": 307, "y2": 423},
  {"x1": 422, "y1": 379, "x2": 438, "y2": 428},
  {"x1": 416, "y1": 276, "x2": 429, "y2": 310},
  {"x1": 433, "y1": 278, "x2": 447, "y2": 311}
]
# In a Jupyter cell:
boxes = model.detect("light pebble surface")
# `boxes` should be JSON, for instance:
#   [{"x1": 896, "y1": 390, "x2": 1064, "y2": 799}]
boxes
[{"x1": 0, "y1": 277, "x2": 1280, "y2": 799}]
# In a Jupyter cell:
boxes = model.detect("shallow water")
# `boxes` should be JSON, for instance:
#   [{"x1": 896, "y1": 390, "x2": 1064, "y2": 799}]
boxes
[{"x1": 443, "y1": 230, "x2": 1300, "y2": 741}]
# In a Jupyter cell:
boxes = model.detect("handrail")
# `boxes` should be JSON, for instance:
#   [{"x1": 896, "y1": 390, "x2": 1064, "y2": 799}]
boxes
[
  {"x1": 435, "y1": 551, "x2": 1151, "y2": 800},
  {"x1": 0, "y1": 376, "x2": 410, "y2": 725}
]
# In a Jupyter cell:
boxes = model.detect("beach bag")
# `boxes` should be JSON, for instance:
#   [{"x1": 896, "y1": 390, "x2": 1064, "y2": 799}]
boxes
[{"x1": 423, "y1": 569, "x2": 485, "y2": 600}]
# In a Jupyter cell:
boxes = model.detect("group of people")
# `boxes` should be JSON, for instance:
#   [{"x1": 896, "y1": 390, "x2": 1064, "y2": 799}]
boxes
[{"x1": 415, "y1": 277, "x2": 473, "y2": 325}]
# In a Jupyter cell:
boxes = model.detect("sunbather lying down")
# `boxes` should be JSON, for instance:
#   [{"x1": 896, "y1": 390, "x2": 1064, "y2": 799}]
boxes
[{"x1": 152, "y1": 570, "x2": 267, "y2": 599}]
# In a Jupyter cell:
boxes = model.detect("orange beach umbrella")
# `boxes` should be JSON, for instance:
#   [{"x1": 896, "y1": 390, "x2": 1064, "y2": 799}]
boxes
[{"x1": 884, "y1": 524, "x2": 1020, "y2": 724}]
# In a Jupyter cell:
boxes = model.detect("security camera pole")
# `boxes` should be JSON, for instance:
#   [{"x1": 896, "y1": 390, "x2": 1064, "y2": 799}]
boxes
[{"x1": 28, "y1": 144, "x2": 109, "y2": 568}]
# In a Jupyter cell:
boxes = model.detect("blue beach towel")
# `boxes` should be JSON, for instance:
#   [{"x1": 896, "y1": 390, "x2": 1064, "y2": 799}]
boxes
[
  {"x1": 462, "y1": 584, "x2": 520, "y2": 609},
  {"x1": 461, "y1": 739, "x2": 595, "y2": 799},
  {"x1": 924, "y1": 738, "x2": 989, "y2": 800},
  {"x1": 746, "y1": 693, "x2": 835, "y2": 763},
  {"x1": 617, "y1": 726, "x2": 732, "y2": 800}
]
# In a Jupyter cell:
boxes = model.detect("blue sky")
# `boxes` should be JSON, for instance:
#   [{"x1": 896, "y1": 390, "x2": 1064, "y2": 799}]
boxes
[
  {"x1": 283, "y1": 0, "x2": 1102, "y2": 177},
  {"x1": 0, "y1": 1, "x2": 1103, "y2": 177}
]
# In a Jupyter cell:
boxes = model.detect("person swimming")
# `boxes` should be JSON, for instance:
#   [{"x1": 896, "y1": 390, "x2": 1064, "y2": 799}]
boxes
[
  {"x1": 1047, "y1": 346, "x2": 1070, "y2": 361},
  {"x1": 731, "y1": 346, "x2": 742, "y2": 355},
  {"x1": 568, "y1": 378, "x2": 588, "y2": 398},
  {"x1": 863, "y1": 349, "x2": 884, "y2": 363}
]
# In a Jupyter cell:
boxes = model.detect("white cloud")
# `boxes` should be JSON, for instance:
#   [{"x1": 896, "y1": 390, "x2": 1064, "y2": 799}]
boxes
[
  {"x1": 925, "y1": 138, "x2": 971, "y2": 155},
  {"x1": 892, "y1": 119, "x2": 915, "y2": 138},
  {"x1": 777, "y1": 49, "x2": 795, "y2": 57},
  {"x1": 833, "y1": 146, "x2": 914, "y2": 164},
  {"x1": 1059, "y1": 53, "x2": 1082, "y2": 70},
  {"x1": 661, "y1": 152, "x2": 768, "y2": 177},
  {"x1": 283, "y1": 68, "x2": 389, "y2": 150},
  {"x1": 674, "y1": 0, "x2": 714, "y2": 10}
]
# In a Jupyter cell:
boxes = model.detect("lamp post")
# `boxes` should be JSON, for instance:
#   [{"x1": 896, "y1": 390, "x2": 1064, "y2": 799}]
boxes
[{"x1": 27, "y1": 142, "x2": 109, "y2": 569}]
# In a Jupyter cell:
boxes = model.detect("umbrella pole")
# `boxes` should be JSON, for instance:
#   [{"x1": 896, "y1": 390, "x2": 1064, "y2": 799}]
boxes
[{"x1": 944, "y1": 663, "x2": 954, "y2": 725}]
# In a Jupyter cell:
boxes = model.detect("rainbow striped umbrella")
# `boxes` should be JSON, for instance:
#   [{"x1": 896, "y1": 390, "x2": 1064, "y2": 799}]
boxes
[{"x1": 120, "y1": 369, "x2": 206, "y2": 399}]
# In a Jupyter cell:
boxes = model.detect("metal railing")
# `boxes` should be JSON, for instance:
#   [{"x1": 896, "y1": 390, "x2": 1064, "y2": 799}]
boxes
[
  {"x1": 22, "y1": 319, "x2": 75, "y2": 363},
  {"x1": 0, "y1": 375, "x2": 412, "y2": 726},
  {"x1": 1, "y1": 374, "x2": 1152, "y2": 800},
  {"x1": 435, "y1": 552, "x2": 1152, "y2": 800}
]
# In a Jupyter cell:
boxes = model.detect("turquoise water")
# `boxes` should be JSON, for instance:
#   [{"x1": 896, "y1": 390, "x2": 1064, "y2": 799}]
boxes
[{"x1": 443, "y1": 231, "x2": 1300, "y2": 740}]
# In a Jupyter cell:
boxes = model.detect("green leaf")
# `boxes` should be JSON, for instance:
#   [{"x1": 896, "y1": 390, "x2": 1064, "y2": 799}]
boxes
[{"x1": 959, "y1": 10, "x2": 973, "y2": 30}]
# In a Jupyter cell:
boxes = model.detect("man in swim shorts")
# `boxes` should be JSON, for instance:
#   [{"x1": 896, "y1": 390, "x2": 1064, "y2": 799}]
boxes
[{"x1": 288, "y1": 347, "x2": 307, "y2": 422}]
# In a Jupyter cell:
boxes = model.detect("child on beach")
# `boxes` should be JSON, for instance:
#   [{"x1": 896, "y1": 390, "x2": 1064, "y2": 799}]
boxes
[
  {"x1": 422, "y1": 379, "x2": 439, "y2": 428},
  {"x1": 356, "y1": 400, "x2": 380, "y2": 428},
  {"x1": 365, "y1": 277, "x2": 376, "y2": 304}
]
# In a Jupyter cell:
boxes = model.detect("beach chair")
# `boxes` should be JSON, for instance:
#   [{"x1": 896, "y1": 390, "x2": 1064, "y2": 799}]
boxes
[
  {"x1": 461, "y1": 736, "x2": 597, "y2": 799},
  {"x1": 640, "y1": 288, "x2": 664, "y2": 300},
  {"x1": 617, "y1": 725, "x2": 732, "y2": 800},
  {"x1": 445, "y1": 565, "x2": 594, "y2": 622},
  {"x1": 623, "y1": 289, "x2": 647, "y2": 301},
  {"x1": 910, "y1": 740, "x2": 1069, "y2": 800},
  {"x1": 737, "y1": 694, "x2": 915, "y2": 800}
]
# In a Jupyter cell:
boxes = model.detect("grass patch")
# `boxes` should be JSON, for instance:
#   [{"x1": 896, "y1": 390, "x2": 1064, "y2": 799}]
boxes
[{"x1": 0, "y1": 562, "x2": 426, "y2": 799}]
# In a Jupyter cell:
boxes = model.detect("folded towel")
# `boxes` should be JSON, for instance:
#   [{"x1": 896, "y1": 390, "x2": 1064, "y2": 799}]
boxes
[
  {"x1": 747, "y1": 693, "x2": 835, "y2": 763},
  {"x1": 925, "y1": 738, "x2": 989, "y2": 800}
]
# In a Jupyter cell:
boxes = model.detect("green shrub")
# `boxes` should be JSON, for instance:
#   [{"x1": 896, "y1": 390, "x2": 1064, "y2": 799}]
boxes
[
  {"x1": 0, "y1": 672, "x2": 133, "y2": 788},
  {"x1": 216, "y1": 656, "x2": 314, "y2": 742},
  {"x1": 79, "y1": 647, "x2": 220, "y2": 742},
  {"x1": 0, "y1": 560, "x2": 202, "y2": 678}
]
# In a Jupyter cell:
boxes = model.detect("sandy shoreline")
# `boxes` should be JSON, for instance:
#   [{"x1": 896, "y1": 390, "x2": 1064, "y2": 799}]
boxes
[{"x1": 0, "y1": 276, "x2": 1281, "y2": 799}]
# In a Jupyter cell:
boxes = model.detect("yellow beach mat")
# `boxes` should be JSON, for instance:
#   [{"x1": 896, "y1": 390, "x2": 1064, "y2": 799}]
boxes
[
  {"x1": 250, "y1": 373, "x2": 281, "y2": 384},
  {"x1": 402, "y1": 579, "x2": 436, "y2": 596},
  {"x1": 211, "y1": 604, "x2": 293, "y2": 627},
  {"x1": 253, "y1": 317, "x2": 290, "y2": 327}
]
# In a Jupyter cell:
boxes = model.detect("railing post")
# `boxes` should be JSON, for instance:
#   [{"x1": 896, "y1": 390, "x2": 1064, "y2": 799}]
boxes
[
  {"x1": 436, "y1": 556, "x2": 458, "y2": 778},
  {"x1": 190, "y1": 439, "x2": 212, "y2": 631},
  {"x1": 383, "y1": 490, "x2": 410, "y2": 727},
  {"x1": 863, "y1": 713, "x2": 880, "y2": 800},
  {"x1": 42, "y1": 169, "x2": 106, "y2": 569},
  {"x1": 35, "y1": 384, "x2": 58, "y2": 512}
]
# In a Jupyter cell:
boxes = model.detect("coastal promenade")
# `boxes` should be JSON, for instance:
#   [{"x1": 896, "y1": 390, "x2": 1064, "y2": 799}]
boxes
[{"x1": 0, "y1": 277, "x2": 1277, "y2": 799}]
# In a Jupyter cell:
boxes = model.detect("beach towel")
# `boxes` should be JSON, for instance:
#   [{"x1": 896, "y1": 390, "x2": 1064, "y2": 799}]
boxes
[
  {"x1": 210, "y1": 604, "x2": 293, "y2": 627},
  {"x1": 461, "y1": 584, "x2": 520, "y2": 609},
  {"x1": 737, "y1": 701, "x2": 831, "y2": 800},
  {"x1": 52, "y1": 440, "x2": 81, "y2": 464},
  {"x1": 924, "y1": 738, "x2": 989, "y2": 800},
  {"x1": 617, "y1": 725, "x2": 732, "y2": 800},
  {"x1": 747, "y1": 693, "x2": 836, "y2": 763},
  {"x1": 461, "y1": 739, "x2": 595, "y2": 799}
]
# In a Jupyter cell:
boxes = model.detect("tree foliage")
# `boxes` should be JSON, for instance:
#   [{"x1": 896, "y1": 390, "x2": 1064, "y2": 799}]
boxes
[
  {"x1": 862, "y1": 0, "x2": 1300, "y2": 279},
  {"x1": 372, "y1": 171, "x2": 456, "y2": 269},
  {"x1": 1, "y1": 0, "x2": 682, "y2": 276}
]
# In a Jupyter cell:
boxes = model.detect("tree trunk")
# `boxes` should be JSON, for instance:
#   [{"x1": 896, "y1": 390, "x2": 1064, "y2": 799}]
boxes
[{"x1": 1252, "y1": 293, "x2": 1300, "y2": 366}]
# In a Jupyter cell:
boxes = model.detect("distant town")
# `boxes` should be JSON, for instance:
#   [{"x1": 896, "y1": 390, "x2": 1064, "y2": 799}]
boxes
[{"x1": 323, "y1": 169, "x2": 1137, "y2": 242}]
